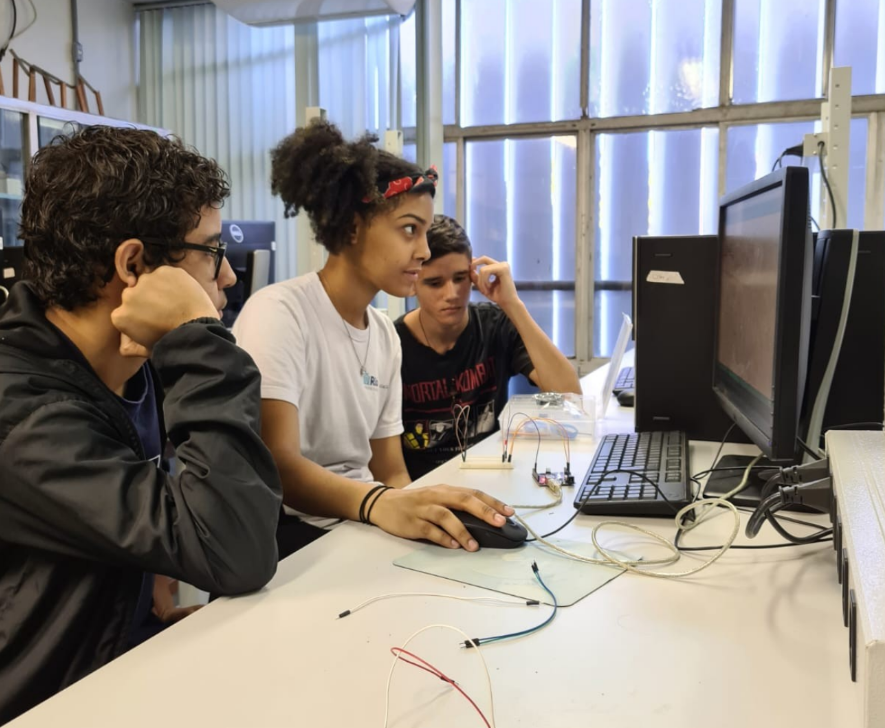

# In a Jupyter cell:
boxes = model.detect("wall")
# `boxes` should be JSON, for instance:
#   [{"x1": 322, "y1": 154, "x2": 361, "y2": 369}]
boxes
[{"x1": 1, "y1": 0, "x2": 136, "y2": 121}]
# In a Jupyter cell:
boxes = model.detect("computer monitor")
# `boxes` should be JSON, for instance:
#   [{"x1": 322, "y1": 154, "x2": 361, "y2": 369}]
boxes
[
  {"x1": 712, "y1": 166, "x2": 812, "y2": 465},
  {"x1": 220, "y1": 221, "x2": 276, "y2": 328}
]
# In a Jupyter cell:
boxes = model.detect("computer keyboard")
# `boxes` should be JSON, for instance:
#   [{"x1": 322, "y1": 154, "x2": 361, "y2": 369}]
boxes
[
  {"x1": 613, "y1": 366, "x2": 635, "y2": 393},
  {"x1": 574, "y1": 431, "x2": 692, "y2": 516}
]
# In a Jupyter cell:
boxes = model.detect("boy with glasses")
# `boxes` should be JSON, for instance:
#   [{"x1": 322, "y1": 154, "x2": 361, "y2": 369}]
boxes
[{"x1": 0, "y1": 126, "x2": 282, "y2": 723}]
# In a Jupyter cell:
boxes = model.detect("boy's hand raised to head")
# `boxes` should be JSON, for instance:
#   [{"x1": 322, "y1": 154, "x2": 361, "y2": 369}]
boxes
[
  {"x1": 111, "y1": 266, "x2": 220, "y2": 358},
  {"x1": 470, "y1": 256, "x2": 521, "y2": 310}
]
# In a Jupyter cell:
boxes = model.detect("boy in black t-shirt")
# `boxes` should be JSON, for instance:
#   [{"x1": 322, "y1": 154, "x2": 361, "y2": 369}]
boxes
[{"x1": 396, "y1": 215, "x2": 582, "y2": 480}]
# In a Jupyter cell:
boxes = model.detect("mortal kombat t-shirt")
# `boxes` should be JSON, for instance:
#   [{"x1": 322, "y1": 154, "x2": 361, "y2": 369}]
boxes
[{"x1": 395, "y1": 303, "x2": 535, "y2": 480}]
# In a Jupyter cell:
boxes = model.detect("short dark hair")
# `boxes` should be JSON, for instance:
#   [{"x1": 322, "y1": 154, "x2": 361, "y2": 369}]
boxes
[
  {"x1": 270, "y1": 119, "x2": 431, "y2": 255},
  {"x1": 20, "y1": 125, "x2": 230, "y2": 310},
  {"x1": 426, "y1": 214, "x2": 472, "y2": 262}
]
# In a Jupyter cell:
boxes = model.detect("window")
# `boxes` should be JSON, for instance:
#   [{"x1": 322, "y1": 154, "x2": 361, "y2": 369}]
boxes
[
  {"x1": 460, "y1": 0, "x2": 581, "y2": 127},
  {"x1": 400, "y1": 4, "x2": 456, "y2": 128},
  {"x1": 318, "y1": 16, "x2": 399, "y2": 140},
  {"x1": 465, "y1": 136, "x2": 577, "y2": 356},
  {"x1": 732, "y1": 0, "x2": 825, "y2": 103},
  {"x1": 595, "y1": 127, "x2": 718, "y2": 356},
  {"x1": 726, "y1": 118, "x2": 868, "y2": 230},
  {"x1": 0, "y1": 110, "x2": 24, "y2": 247},
  {"x1": 589, "y1": 0, "x2": 721, "y2": 117},
  {"x1": 834, "y1": 0, "x2": 885, "y2": 96},
  {"x1": 403, "y1": 142, "x2": 456, "y2": 217},
  {"x1": 37, "y1": 118, "x2": 81, "y2": 149}
]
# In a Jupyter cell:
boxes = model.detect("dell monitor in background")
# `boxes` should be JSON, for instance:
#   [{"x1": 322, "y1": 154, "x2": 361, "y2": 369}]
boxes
[
  {"x1": 705, "y1": 166, "x2": 813, "y2": 503},
  {"x1": 220, "y1": 221, "x2": 276, "y2": 328},
  {"x1": 0, "y1": 244, "x2": 24, "y2": 307}
]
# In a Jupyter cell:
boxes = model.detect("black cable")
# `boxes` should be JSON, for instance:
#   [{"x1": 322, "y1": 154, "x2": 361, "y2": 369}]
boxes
[
  {"x1": 764, "y1": 502, "x2": 833, "y2": 544},
  {"x1": 819, "y1": 422, "x2": 884, "y2": 443},
  {"x1": 810, "y1": 215, "x2": 821, "y2": 232},
  {"x1": 675, "y1": 531, "x2": 832, "y2": 552},
  {"x1": 526, "y1": 467, "x2": 683, "y2": 543},
  {"x1": 771, "y1": 154, "x2": 783, "y2": 173},
  {"x1": 797, "y1": 437, "x2": 820, "y2": 460},
  {"x1": 736, "y1": 506, "x2": 826, "y2": 531},
  {"x1": 705, "y1": 423, "x2": 736, "y2": 479},
  {"x1": 690, "y1": 466, "x2": 771, "y2": 480},
  {"x1": 818, "y1": 141, "x2": 837, "y2": 228}
]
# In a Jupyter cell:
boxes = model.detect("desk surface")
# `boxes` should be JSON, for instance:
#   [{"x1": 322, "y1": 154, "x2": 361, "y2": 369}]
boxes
[{"x1": 10, "y1": 352, "x2": 860, "y2": 728}]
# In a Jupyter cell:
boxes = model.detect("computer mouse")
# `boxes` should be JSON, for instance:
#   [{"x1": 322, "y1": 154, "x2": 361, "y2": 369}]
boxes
[
  {"x1": 617, "y1": 389, "x2": 635, "y2": 407},
  {"x1": 449, "y1": 510, "x2": 527, "y2": 549}
]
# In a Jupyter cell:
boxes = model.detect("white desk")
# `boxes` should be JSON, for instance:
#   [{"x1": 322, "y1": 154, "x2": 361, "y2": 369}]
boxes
[{"x1": 9, "y1": 356, "x2": 860, "y2": 727}]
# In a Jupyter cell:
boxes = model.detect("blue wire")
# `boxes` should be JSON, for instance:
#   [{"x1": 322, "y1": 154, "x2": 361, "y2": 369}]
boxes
[{"x1": 463, "y1": 563, "x2": 558, "y2": 648}]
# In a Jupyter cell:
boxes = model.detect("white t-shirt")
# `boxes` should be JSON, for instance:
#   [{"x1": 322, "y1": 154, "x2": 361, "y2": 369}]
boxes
[{"x1": 232, "y1": 272, "x2": 404, "y2": 528}]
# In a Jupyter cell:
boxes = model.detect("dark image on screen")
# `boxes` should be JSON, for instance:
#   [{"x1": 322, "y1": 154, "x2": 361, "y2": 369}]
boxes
[{"x1": 717, "y1": 188, "x2": 783, "y2": 401}]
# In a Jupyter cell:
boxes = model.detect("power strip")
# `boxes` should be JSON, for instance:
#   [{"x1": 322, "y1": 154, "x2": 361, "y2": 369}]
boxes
[{"x1": 826, "y1": 431, "x2": 885, "y2": 728}]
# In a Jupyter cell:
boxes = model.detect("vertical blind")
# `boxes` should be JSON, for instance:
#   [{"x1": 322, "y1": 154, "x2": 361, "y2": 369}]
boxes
[{"x1": 138, "y1": 4, "x2": 298, "y2": 278}]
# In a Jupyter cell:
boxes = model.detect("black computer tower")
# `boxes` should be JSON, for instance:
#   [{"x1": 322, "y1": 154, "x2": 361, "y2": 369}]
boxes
[
  {"x1": 632, "y1": 235, "x2": 749, "y2": 443},
  {"x1": 805, "y1": 230, "x2": 885, "y2": 438}
]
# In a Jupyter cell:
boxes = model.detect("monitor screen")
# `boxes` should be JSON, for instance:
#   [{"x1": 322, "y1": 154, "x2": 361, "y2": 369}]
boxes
[
  {"x1": 713, "y1": 166, "x2": 811, "y2": 463},
  {"x1": 717, "y1": 186, "x2": 783, "y2": 409}
]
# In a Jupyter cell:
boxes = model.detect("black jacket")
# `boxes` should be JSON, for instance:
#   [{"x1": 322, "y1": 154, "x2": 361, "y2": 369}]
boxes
[{"x1": 0, "y1": 283, "x2": 283, "y2": 724}]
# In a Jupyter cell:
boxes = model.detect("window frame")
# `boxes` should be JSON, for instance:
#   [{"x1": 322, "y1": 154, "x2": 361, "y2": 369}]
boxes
[{"x1": 402, "y1": 0, "x2": 885, "y2": 367}]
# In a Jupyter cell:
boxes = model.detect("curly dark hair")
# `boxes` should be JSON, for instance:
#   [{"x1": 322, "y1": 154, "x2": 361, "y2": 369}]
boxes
[
  {"x1": 270, "y1": 119, "x2": 432, "y2": 254},
  {"x1": 427, "y1": 214, "x2": 472, "y2": 262},
  {"x1": 20, "y1": 125, "x2": 230, "y2": 310}
]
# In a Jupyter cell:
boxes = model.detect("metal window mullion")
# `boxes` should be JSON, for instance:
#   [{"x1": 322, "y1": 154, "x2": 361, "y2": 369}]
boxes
[
  {"x1": 579, "y1": 0, "x2": 590, "y2": 116},
  {"x1": 864, "y1": 112, "x2": 885, "y2": 230},
  {"x1": 575, "y1": 127, "x2": 594, "y2": 368},
  {"x1": 391, "y1": 14, "x2": 401, "y2": 130},
  {"x1": 822, "y1": 0, "x2": 837, "y2": 98},
  {"x1": 454, "y1": 0, "x2": 461, "y2": 127},
  {"x1": 719, "y1": 0, "x2": 735, "y2": 107},
  {"x1": 456, "y1": 135, "x2": 465, "y2": 223}
]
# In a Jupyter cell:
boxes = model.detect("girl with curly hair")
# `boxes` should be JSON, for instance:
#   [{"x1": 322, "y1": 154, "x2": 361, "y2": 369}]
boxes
[{"x1": 233, "y1": 119, "x2": 514, "y2": 558}]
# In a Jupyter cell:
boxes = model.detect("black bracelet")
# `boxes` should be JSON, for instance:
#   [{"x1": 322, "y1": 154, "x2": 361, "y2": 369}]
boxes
[
  {"x1": 358, "y1": 485, "x2": 389, "y2": 524},
  {"x1": 365, "y1": 486, "x2": 392, "y2": 526}
]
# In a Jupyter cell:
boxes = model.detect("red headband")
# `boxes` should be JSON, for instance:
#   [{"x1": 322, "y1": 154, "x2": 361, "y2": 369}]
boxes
[{"x1": 363, "y1": 165, "x2": 439, "y2": 203}]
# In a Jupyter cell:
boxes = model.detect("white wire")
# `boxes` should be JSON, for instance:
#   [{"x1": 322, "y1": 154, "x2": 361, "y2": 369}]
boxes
[
  {"x1": 509, "y1": 483, "x2": 563, "y2": 510},
  {"x1": 339, "y1": 592, "x2": 535, "y2": 617},
  {"x1": 690, "y1": 454, "x2": 762, "y2": 530},
  {"x1": 454, "y1": 404, "x2": 470, "y2": 460},
  {"x1": 518, "y1": 455, "x2": 762, "y2": 578},
  {"x1": 383, "y1": 624, "x2": 496, "y2": 728},
  {"x1": 517, "y1": 514, "x2": 678, "y2": 567}
]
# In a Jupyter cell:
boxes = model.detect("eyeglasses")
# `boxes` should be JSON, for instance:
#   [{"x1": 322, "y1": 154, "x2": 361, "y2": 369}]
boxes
[{"x1": 140, "y1": 237, "x2": 228, "y2": 280}]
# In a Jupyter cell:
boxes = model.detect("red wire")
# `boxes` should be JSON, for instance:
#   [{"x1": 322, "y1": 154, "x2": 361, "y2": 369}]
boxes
[{"x1": 390, "y1": 648, "x2": 491, "y2": 728}]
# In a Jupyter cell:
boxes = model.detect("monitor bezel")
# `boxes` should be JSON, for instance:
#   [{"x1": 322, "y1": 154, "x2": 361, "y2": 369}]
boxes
[{"x1": 712, "y1": 166, "x2": 811, "y2": 464}]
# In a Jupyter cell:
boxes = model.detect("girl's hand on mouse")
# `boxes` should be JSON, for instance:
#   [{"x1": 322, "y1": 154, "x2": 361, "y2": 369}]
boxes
[{"x1": 369, "y1": 485, "x2": 514, "y2": 551}]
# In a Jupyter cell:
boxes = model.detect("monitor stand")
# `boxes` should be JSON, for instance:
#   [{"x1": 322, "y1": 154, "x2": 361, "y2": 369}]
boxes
[{"x1": 702, "y1": 454, "x2": 783, "y2": 508}]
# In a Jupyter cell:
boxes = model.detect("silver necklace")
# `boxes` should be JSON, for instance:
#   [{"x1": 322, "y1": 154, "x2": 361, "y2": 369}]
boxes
[
  {"x1": 318, "y1": 270, "x2": 371, "y2": 375},
  {"x1": 418, "y1": 309, "x2": 465, "y2": 354}
]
